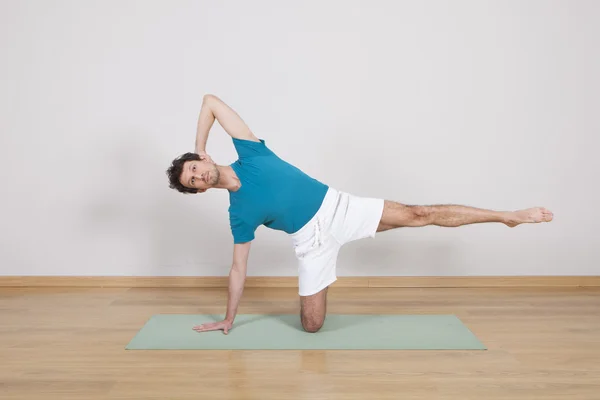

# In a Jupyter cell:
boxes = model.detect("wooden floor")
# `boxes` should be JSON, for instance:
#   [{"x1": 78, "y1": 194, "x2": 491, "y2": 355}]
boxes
[{"x1": 1, "y1": 286, "x2": 599, "y2": 399}]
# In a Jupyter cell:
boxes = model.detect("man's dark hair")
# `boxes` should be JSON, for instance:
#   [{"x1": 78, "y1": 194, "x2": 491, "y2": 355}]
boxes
[{"x1": 166, "y1": 152, "x2": 201, "y2": 194}]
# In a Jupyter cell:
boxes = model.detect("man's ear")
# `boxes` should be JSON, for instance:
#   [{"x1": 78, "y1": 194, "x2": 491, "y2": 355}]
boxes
[{"x1": 198, "y1": 153, "x2": 215, "y2": 164}]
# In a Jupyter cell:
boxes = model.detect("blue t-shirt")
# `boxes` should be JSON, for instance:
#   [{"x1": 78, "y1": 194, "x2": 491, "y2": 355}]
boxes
[{"x1": 228, "y1": 137, "x2": 328, "y2": 243}]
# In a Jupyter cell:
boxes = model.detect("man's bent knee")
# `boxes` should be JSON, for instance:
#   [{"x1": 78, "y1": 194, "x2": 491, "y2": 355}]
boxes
[
  {"x1": 299, "y1": 286, "x2": 328, "y2": 333},
  {"x1": 302, "y1": 317, "x2": 324, "y2": 333}
]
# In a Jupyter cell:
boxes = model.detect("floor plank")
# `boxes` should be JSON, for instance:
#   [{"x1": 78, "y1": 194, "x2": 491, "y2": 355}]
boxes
[{"x1": 0, "y1": 286, "x2": 598, "y2": 399}]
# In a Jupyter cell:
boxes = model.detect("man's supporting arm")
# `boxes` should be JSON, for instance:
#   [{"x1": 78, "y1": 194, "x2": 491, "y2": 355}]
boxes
[
  {"x1": 225, "y1": 241, "x2": 252, "y2": 323},
  {"x1": 193, "y1": 241, "x2": 251, "y2": 333},
  {"x1": 195, "y1": 94, "x2": 259, "y2": 154},
  {"x1": 225, "y1": 263, "x2": 247, "y2": 323}
]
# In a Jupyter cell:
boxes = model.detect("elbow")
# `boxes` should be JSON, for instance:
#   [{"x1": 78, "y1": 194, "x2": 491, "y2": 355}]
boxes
[
  {"x1": 230, "y1": 265, "x2": 247, "y2": 285},
  {"x1": 203, "y1": 94, "x2": 218, "y2": 104},
  {"x1": 231, "y1": 263, "x2": 247, "y2": 273}
]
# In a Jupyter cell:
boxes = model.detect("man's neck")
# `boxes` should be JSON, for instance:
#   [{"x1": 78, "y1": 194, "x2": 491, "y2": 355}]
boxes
[{"x1": 215, "y1": 165, "x2": 242, "y2": 192}]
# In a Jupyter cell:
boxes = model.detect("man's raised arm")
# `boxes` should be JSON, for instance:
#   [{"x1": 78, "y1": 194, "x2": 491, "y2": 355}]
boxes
[
  {"x1": 195, "y1": 94, "x2": 260, "y2": 154},
  {"x1": 193, "y1": 241, "x2": 252, "y2": 334}
]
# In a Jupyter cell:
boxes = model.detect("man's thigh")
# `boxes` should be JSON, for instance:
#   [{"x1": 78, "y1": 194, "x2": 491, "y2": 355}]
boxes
[
  {"x1": 300, "y1": 286, "x2": 328, "y2": 333},
  {"x1": 332, "y1": 191, "x2": 385, "y2": 244}
]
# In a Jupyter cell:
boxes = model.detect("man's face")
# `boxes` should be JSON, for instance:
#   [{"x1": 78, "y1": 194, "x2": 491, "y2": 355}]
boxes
[{"x1": 179, "y1": 159, "x2": 220, "y2": 193}]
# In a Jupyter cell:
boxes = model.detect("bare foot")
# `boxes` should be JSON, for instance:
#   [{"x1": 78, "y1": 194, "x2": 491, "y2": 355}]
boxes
[{"x1": 504, "y1": 207, "x2": 554, "y2": 227}]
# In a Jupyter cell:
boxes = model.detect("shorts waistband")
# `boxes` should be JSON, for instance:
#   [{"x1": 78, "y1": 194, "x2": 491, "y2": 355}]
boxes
[{"x1": 289, "y1": 186, "x2": 338, "y2": 242}]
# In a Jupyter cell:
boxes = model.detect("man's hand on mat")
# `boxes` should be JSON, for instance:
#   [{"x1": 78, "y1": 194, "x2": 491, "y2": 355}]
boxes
[{"x1": 193, "y1": 320, "x2": 233, "y2": 334}]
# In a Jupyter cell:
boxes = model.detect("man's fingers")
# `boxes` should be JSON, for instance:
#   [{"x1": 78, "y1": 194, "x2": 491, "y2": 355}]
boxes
[
  {"x1": 192, "y1": 323, "x2": 221, "y2": 332},
  {"x1": 193, "y1": 324, "x2": 210, "y2": 331},
  {"x1": 192, "y1": 322, "x2": 230, "y2": 333}
]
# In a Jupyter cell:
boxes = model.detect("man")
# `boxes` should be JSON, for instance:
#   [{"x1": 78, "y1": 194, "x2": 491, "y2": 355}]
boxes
[{"x1": 166, "y1": 94, "x2": 554, "y2": 334}]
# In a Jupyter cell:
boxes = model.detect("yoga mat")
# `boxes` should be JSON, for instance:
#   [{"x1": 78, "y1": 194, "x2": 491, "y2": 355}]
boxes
[{"x1": 126, "y1": 314, "x2": 486, "y2": 350}]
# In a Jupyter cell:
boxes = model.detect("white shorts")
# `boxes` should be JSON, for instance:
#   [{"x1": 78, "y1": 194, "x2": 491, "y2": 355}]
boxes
[{"x1": 289, "y1": 186, "x2": 385, "y2": 296}]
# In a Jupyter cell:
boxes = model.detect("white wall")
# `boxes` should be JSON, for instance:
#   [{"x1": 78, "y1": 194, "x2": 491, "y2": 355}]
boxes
[{"x1": 1, "y1": 0, "x2": 598, "y2": 277}]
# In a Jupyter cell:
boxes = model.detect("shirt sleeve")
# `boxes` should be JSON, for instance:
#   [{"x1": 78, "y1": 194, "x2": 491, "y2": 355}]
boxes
[
  {"x1": 232, "y1": 138, "x2": 275, "y2": 159},
  {"x1": 229, "y1": 213, "x2": 256, "y2": 244}
]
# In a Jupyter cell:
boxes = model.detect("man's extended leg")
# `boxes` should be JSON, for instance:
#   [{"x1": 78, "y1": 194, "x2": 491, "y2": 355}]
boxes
[
  {"x1": 300, "y1": 287, "x2": 328, "y2": 333},
  {"x1": 377, "y1": 201, "x2": 553, "y2": 231}
]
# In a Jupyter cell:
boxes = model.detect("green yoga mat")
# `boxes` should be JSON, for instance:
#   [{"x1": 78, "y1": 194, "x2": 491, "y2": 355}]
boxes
[{"x1": 126, "y1": 314, "x2": 486, "y2": 350}]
